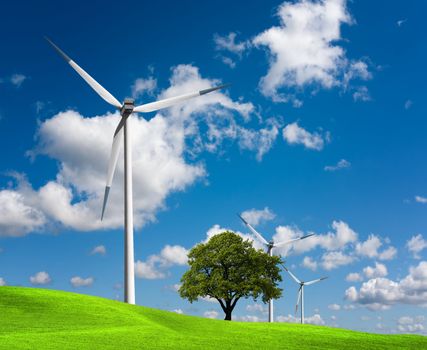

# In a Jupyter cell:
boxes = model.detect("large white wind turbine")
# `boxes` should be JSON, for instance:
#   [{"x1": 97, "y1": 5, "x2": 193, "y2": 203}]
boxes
[
  {"x1": 283, "y1": 265, "x2": 327, "y2": 324},
  {"x1": 47, "y1": 37, "x2": 230, "y2": 304},
  {"x1": 237, "y1": 214, "x2": 315, "y2": 323}
]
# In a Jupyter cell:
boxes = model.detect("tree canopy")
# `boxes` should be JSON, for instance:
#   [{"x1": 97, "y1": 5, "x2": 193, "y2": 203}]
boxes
[{"x1": 179, "y1": 231, "x2": 282, "y2": 320}]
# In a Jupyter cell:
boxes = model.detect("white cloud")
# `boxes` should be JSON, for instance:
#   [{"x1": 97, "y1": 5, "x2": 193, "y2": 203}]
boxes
[
  {"x1": 0, "y1": 64, "x2": 264, "y2": 236},
  {"x1": 352, "y1": 86, "x2": 371, "y2": 102},
  {"x1": 321, "y1": 251, "x2": 354, "y2": 270},
  {"x1": 282, "y1": 122, "x2": 326, "y2": 150},
  {"x1": 203, "y1": 310, "x2": 219, "y2": 319},
  {"x1": 253, "y1": 0, "x2": 369, "y2": 103},
  {"x1": 241, "y1": 207, "x2": 275, "y2": 226},
  {"x1": 0, "y1": 277, "x2": 6, "y2": 286},
  {"x1": 324, "y1": 159, "x2": 351, "y2": 171},
  {"x1": 328, "y1": 304, "x2": 341, "y2": 311},
  {"x1": 407, "y1": 234, "x2": 427, "y2": 259},
  {"x1": 172, "y1": 308, "x2": 184, "y2": 314},
  {"x1": 90, "y1": 245, "x2": 106, "y2": 255},
  {"x1": 214, "y1": 32, "x2": 248, "y2": 57},
  {"x1": 30, "y1": 271, "x2": 51, "y2": 285},
  {"x1": 70, "y1": 276, "x2": 94, "y2": 287},
  {"x1": 378, "y1": 246, "x2": 397, "y2": 261},
  {"x1": 237, "y1": 119, "x2": 281, "y2": 161},
  {"x1": 277, "y1": 313, "x2": 325, "y2": 325},
  {"x1": 205, "y1": 224, "x2": 263, "y2": 250},
  {"x1": 238, "y1": 315, "x2": 263, "y2": 322},
  {"x1": 301, "y1": 256, "x2": 318, "y2": 271},
  {"x1": 363, "y1": 262, "x2": 388, "y2": 279},
  {"x1": 135, "y1": 244, "x2": 188, "y2": 279},
  {"x1": 356, "y1": 235, "x2": 382, "y2": 258},
  {"x1": 246, "y1": 303, "x2": 268, "y2": 314},
  {"x1": 345, "y1": 261, "x2": 427, "y2": 310},
  {"x1": 131, "y1": 77, "x2": 157, "y2": 98},
  {"x1": 272, "y1": 220, "x2": 357, "y2": 257},
  {"x1": 0, "y1": 187, "x2": 46, "y2": 237},
  {"x1": 346, "y1": 272, "x2": 362, "y2": 282},
  {"x1": 415, "y1": 195, "x2": 427, "y2": 204},
  {"x1": 397, "y1": 316, "x2": 425, "y2": 334},
  {"x1": 10, "y1": 74, "x2": 27, "y2": 87}
]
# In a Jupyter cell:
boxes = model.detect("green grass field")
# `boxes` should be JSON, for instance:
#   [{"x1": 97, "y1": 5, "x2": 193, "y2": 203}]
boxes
[{"x1": 0, "y1": 287, "x2": 425, "y2": 349}]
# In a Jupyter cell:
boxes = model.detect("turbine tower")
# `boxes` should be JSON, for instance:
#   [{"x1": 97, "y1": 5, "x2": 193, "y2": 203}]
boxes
[
  {"x1": 47, "y1": 37, "x2": 229, "y2": 304},
  {"x1": 282, "y1": 265, "x2": 327, "y2": 324},
  {"x1": 237, "y1": 214, "x2": 314, "y2": 322}
]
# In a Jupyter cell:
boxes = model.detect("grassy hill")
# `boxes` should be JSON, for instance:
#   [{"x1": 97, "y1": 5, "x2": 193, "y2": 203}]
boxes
[{"x1": 0, "y1": 287, "x2": 425, "y2": 349}]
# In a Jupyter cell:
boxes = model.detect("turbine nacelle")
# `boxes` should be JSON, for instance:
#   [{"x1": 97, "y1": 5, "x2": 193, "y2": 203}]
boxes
[{"x1": 120, "y1": 98, "x2": 135, "y2": 115}]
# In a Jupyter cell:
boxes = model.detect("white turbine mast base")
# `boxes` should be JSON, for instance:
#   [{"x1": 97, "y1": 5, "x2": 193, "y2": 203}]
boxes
[{"x1": 124, "y1": 119, "x2": 135, "y2": 304}]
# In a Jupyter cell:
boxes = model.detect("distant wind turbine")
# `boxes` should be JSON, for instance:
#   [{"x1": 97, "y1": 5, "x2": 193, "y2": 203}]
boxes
[
  {"x1": 237, "y1": 214, "x2": 315, "y2": 323},
  {"x1": 46, "y1": 37, "x2": 230, "y2": 304},
  {"x1": 282, "y1": 265, "x2": 327, "y2": 324}
]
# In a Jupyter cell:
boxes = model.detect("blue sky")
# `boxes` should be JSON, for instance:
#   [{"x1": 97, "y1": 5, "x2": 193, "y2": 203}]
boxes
[{"x1": 1, "y1": 0, "x2": 427, "y2": 334}]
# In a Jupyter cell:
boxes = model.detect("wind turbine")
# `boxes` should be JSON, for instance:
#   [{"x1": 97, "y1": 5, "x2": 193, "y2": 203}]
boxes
[
  {"x1": 237, "y1": 214, "x2": 315, "y2": 323},
  {"x1": 46, "y1": 37, "x2": 230, "y2": 305},
  {"x1": 282, "y1": 265, "x2": 327, "y2": 324}
]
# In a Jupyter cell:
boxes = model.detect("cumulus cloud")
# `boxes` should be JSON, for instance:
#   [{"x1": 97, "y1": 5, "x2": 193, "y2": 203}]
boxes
[
  {"x1": 324, "y1": 159, "x2": 350, "y2": 172},
  {"x1": 0, "y1": 187, "x2": 46, "y2": 237},
  {"x1": 70, "y1": 276, "x2": 94, "y2": 287},
  {"x1": 321, "y1": 251, "x2": 354, "y2": 270},
  {"x1": 240, "y1": 207, "x2": 275, "y2": 226},
  {"x1": 406, "y1": 234, "x2": 427, "y2": 259},
  {"x1": 172, "y1": 308, "x2": 184, "y2": 314},
  {"x1": 346, "y1": 272, "x2": 362, "y2": 282},
  {"x1": 378, "y1": 246, "x2": 397, "y2": 261},
  {"x1": 30, "y1": 271, "x2": 51, "y2": 285},
  {"x1": 328, "y1": 304, "x2": 341, "y2": 311},
  {"x1": 246, "y1": 303, "x2": 268, "y2": 314},
  {"x1": 253, "y1": 0, "x2": 370, "y2": 104},
  {"x1": 277, "y1": 313, "x2": 325, "y2": 325},
  {"x1": 237, "y1": 119, "x2": 281, "y2": 160},
  {"x1": 345, "y1": 261, "x2": 427, "y2": 310},
  {"x1": 356, "y1": 235, "x2": 382, "y2": 258},
  {"x1": 203, "y1": 310, "x2": 219, "y2": 319},
  {"x1": 363, "y1": 262, "x2": 388, "y2": 279},
  {"x1": 90, "y1": 245, "x2": 106, "y2": 255},
  {"x1": 135, "y1": 244, "x2": 189, "y2": 279},
  {"x1": 214, "y1": 32, "x2": 248, "y2": 56},
  {"x1": 0, "y1": 64, "x2": 273, "y2": 237},
  {"x1": 0, "y1": 277, "x2": 6, "y2": 286},
  {"x1": 272, "y1": 220, "x2": 357, "y2": 257},
  {"x1": 301, "y1": 256, "x2": 318, "y2": 271},
  {"x1": 282, "y1": 122, "x2": 327, "y2": 150},
  {"x1": 397, "y1": 316, "x2": 425, "y2": 334},
  {"x1": 237, "y1": 315, "x2": 264, "y2": 322},
  {"x1": 352, "y1": 86, "x2": 371, "y2": 102},
  {"x1": 131, "y1": 77, "x2": 157, "y2": 98},
  {"x1": 415, "y1": 195, "x2": 427, "y2": 204}
]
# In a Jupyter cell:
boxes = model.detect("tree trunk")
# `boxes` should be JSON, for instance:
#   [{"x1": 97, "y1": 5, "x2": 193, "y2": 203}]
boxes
[{"x1": 224, "y1": 309, "x2": 232, "y2": 321}]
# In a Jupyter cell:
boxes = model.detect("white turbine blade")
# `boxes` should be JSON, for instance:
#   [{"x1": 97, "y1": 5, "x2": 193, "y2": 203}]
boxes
[
  {"x1": 133, "y1": 84, "x2": 230, "y2": 113},
  {"x1": 304, "y1": 276, "x2": 328, "y2": 286},
  {"x1": 283, "y1": 265, "x2": 301, "y2": 284},
  {"x1": 295, "y1": 287, "x2": 302, "y2": 316},
  {"x1": 101, "y1": 125, "x2": 124, "y2": 220},
  {"x1": 273, "y1": 233, "x2": 315, "y2": 248},
  {"x1": 237, "y1": 213, "x2": 269, "y2": 246},
  {"x1": 46, "y1": 37, "x2": 122, "y2": 109}
]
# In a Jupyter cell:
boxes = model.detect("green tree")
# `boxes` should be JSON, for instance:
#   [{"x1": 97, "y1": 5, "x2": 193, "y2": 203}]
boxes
[{"x1": 179, "y1": 231, "x2": 282, "y2": 321}]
